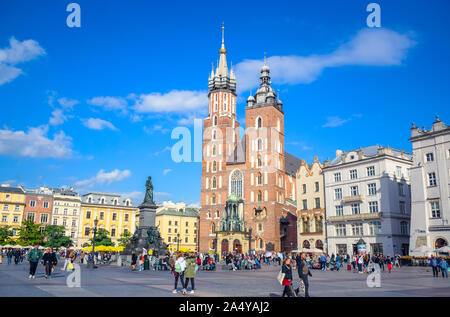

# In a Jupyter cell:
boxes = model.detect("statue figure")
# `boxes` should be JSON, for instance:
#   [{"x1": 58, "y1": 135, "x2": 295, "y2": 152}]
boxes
[
  {"x1": 147, "y1": 226, "x2": 160, "y2": 245},
  {"x1": 144, "y1": 176, "x2": 154, "y2": 204}
]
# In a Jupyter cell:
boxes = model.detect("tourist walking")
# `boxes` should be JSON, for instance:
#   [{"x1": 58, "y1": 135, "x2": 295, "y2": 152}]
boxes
[
  {"x1": 430, "y1": 256, "x2": 439, "y2": 277},
  {"x1": 173, "y1": 253, "x2": 186, "y2": 294},
  {"x1": 357, "y1": 254, "x2": 364, "y2": 273},
  {"x1": 184, "y1": 253, "x2": 197, "y2": 294},
  {"x1": 7, "y1": 248, "x2": 13, "y2": 265},
  {"x1": 27, "y1": 244, "x2": 43, "y2": 279},
  {"x1": 281, "y1": 257, "x2": 293, "y2": 297},
  {"x1": 298, "y1": 252, "x2": 312, "y2": 297},
  {"x1": 62, "y1": 249, "x2": 71, "y2": 271},
  {"x1": 440, "y1": 257, "x2": 448, "y2": 278},
  {"x1": 42, "y1": 248, "x2": 57, "y2": 278},
  {"x1": 386, "y1": 256, "x2": 392, "y2": 273},
  {"x1": 13, "y1": 248, "x2": 20, "y2": 264},
  {"x1": 131, "y1": 251, "x2": 137, "y2": 271}
]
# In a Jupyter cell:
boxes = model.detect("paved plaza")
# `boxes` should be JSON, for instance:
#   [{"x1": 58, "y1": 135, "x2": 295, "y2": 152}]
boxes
[{"x1": 0, "y1": 261, "x2": 449, "y2": 297}]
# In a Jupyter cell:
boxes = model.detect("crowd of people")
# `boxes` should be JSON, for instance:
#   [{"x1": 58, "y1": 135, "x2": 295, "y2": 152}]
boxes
[{"x1": 1, "y1": 245, "x2": 448, "y2": 296}]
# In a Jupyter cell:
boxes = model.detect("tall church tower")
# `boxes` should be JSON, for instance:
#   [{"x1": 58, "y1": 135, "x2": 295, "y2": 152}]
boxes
[{"x1": 199, "y1": 26, "x2": 239, "y2": 251}]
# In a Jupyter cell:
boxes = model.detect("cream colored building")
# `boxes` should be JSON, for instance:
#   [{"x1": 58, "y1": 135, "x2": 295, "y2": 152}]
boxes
[
  {"x1": 156, "y1": 201, "x2": 199, "y2": 251},
  {"x1": 296, "y1": 157, "x2": 326, "y2": 253},
  {"x1": 79, "y1": 192, "x2": 139, "y2": 247},
  {"x1": 0, "y1": 185, "x2": 26, "y2": 238},
  {"x1": 50, "y1": 187, "x2": 82, "y2": 247}
]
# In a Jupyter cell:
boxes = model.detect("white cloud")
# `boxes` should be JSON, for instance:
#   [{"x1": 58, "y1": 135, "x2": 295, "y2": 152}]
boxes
[
  {"x1": 133, "y1": 90, "x2": 208, "y2": 114},
  {"x1": 82, "y1": 118, "x2": 118, "y2": 131},
  {"x1": 0, "y1": 37, "x2": 46, "y2": 85},
  {"x1": 322, "y1": 116, "x2": 351, "y2": 128},
  {"x1": 87, "y1": 96, "x2": 128, "y2": 112},
  {"x1": 143, "y1": 124, "x2": 170, "y2": 134},
  {"x1": 57, "y1": 97, "x2": 79, "y2": 109},
  {"x1": 75, "y1": 169, "x2": 131, "y2": 188},
  {"x1": 49, "y1": 109, "x2": 67, "y2": 126},
  {"x1": 0, "y1": 125, "x2": 73, "y2": 158},
  {"x1": 235, "y1": 28, "x2": 416, "y2": 92},
  {"x1": 163, "y1": 169, "x2": 172, "y2": 175},
  {"x1": 153, "y1": 146, "x2": 172, "y2": 156}
]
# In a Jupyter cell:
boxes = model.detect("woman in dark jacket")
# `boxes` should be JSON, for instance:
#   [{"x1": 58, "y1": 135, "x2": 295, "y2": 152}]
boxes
[
  {"x1": 281, "y1": 258, "x2": 293, "y2": 297},
  {"x1": 43, "y1": 248, "x2": 57, "y2": 279},
  {"x1": 131, "y1": 251, "x2": 137, "y2": 271}
]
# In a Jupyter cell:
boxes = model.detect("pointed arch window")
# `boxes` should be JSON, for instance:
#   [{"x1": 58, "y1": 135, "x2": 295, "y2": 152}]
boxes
[
  {"x1": 213, "y1": 115, "x2": 218, "y2": 126},
  {"x1": 257, "y1": 138, "x2": 263, "y2": 151},
  {"x1": 230, "y1": 169, "x2": 243, "y2": 198},
  {"x1": 212, "y1": 145, "x2": 216, "y2": 156},
  {"x1": 257, "y1": 191, "x2": 262, "y2": 202},
  {"x1": 257, "y1": 155, "x2": 262, "y2": 167},
  {"x1": 257, "y1": 117, "x2": 262, "y2": 128},
  {"x1": 212, "y1": 130, "x2": 217, "y2": 140},
  {"x1": 212, "y1": 160, "x2": 217, "y2": 172},
  {"x1": 257, "y1": 173, "x2": 263, "y2": 185},
  {"x1": 212, "y1": 194, "x2": 216, "y2": 205},
  {"x1": 212, "y1": 176, "x2": 217, "y2": 189}
]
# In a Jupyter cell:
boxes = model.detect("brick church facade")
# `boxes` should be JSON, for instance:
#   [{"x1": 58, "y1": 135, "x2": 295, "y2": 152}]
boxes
[{"x1": 199, "y1": 28, "x2": 300, "y2": 254}]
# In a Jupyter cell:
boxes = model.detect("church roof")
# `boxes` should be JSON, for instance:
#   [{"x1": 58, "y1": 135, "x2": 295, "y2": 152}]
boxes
[{"x1": 285, "y1": 152, "x2": 302, "y2": 177}]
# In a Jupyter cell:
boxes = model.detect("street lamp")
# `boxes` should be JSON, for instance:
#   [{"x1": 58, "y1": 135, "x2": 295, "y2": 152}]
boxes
[
  {"x1": 248, "y1": 228, "x2": 252, "y2": 253},
  {"x1": 87, "y1": 218, "x2": 98, "y2": 269},
  {"x1": 177, "y1": 233, "x2": 180, "y2": 252}
]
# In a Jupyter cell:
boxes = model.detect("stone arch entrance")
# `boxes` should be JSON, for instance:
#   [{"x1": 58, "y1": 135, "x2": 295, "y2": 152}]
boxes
[
  {"x1": 233, "y1": 239, "x2": 242, "y2": 254},
  {"x1": 221, "y1": 239, "x2": 229, "y2": 254},
  {"x1": 435, "y1": 238, "x2": 448, "y2": 249}
]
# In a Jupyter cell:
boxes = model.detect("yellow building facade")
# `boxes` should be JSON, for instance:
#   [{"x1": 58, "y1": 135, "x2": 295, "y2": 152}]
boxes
[
  {"x1": 79, "y1": 193, "x2": 139, "y2": 247},
  {"x1": 296, "y1": 157, "x2": 327, "y2": 253},
  {"x1": 0, "y1": 185, "x2": 26, "y2": 238},
  {"x1": 156, "y1": 202, "x2": 199, "y2": 251}
]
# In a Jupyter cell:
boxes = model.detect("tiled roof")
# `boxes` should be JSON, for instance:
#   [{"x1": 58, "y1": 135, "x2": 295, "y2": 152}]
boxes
[
  {"x1": 156, "y1": 208, "x2": 200, "y2": 218},
  {"x1": 0, "y1": 186, "x2": 25, "y2": 194},
  {"x1": 285, "y1": 152, "x2": 302, "y2": 177}
]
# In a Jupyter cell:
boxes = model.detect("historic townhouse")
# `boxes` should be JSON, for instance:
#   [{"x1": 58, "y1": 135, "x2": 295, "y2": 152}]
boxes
[
  {"x1": 24, "y1": 187, "x2": 53, "y2": 229},
  {"x1": 199, "y1": 27, "x2": 300, "y2": 254},
  {"x1": 323, "y1": 146, "x2": 412, "y2": 256},
  {"x1": 0, "y1": 185, "x2": 26, "y2": 238},
  {"x1": 156, "y1": 201, "x2": 199, "y2": 251},
  {"x1": 296, "y1": 157, "x2": 326, "y2": 253},
  {"x1": 80, "y1": 192, "x2": 139, "y2": 247},
  {"x1": 50, "y1": 187, "x2": 82, "y2": 247},
  {"x1": 409, "y1": 116, "x2": 450, "y2": 254}
]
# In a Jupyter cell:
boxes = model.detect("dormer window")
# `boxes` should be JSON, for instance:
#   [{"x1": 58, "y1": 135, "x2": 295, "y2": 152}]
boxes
[{"x1": 101, "y1": 198, "x2": 105, "y2": 204}]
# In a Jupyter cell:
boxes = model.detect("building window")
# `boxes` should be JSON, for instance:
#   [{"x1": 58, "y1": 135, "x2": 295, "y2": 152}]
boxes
[
  {"x1": 350, "y1": 169, "x2": 358, "y2": 180},
  {"x1": 40, "y1": 214, "x2": 48, "y2": 223},
  {"x1": 351, "y1": 186, "x2": 359, "y2": 196},
  {"x1": 368, "y1": 183, "x2": 377, "y2": 196},
  {"x1": 43, "y1": 201, "x2": 49, "y2": 208},
  {"x1": 213, "y1": 115, "x2": 218, "y2": 126},
  {"x1": 30, "y1": 200, "x2": 36, "y2": 207},
  {"x1": 315, "y1": 182, "x2": 319, "y2": 192},
  {"x1": 71, "y1": 220, "x2": 76, "y2": 227},
  {"x1": 257, "y1": 117, "x2": 262, "y2": 128},
  {"x1": 396, "y1": 166, "x2": 402, "y2": 178},
  {"x1": 257, "y1": 155, "x2": 262, "y2": 167},
  {"x1": 352, "y1": 223, "x2": 363, "y2": 236},
  {"x1": 315, "y1": 198, "x2": 320, "y2": 209},
  {"x1": 400, "y1": 221, "x2": 408, "y2": 235},
  {"x1": 3, "y1": 205, "x2": 8, "y2": 211},
  {"x1": 212, "y1": 194, "x2": 216, "y2": 205},
  {"x1": 168, "y1": 237, "x2": 171, "y2": 243},
  {"x1": 257, "y1": 138, "x2": 263, "y2": 151},
  {"x1": 125, "y1": 214, "x2": 129, "y2": 222},
  {"x1": 111, "y1": 228, "x2": 116, "y2": 237},
  {"x1": 112, "y1": 213, "x2": 117, "y2": 221},
  {"x1": 335, "y1": 188, "x2": 342, "y2": 200},
  {"x1": 84, "y1": 227, "x2": 90, "y2": 236},
  {"x1": 303, "y1": 219, "x2": 310, "y2": 233},
  {"x1": 186, "y1": 221, "x2": 189, "y2": 227},
  {"x1": 168, "y1": 220, "x2": 172, "y2": 225},
  {"x1": 398, "y1": 183, "x2": 404, "y2": 196},
  {"x1": 430, "y1": 201, "x2": 440, "y2": 218},
  {"x1": 399, "y1": 201, "x2": 406, "y2": 214},
  {"x1": 185, "y1": 229, "x2": 188, "y2": 234},
  {"x1": 13, "y1": 216, "x2": 18, "y2": 223},
  {"x1": 367, "y1": 166, "x2": 375, "y2": 176},
  {"x1": 336, "y1": 224, "x2": 346, "y2": 236},
  {"x1": 230, "y1": 169, "x2": 243, "y2": 198},
  {"x1": 369, "y1": 221, "x2": 382, "y2": 235},
  {"x1": 256, "y1": 173, "x2": 263, "y2": 186},
  {"x1": 175, "y1": 221, "x2": 178, "y2": 226},
  {"x1": 335, "y1": 205, "x2": 343, "y2": 216},
  {"x1": 212, "y1": 161, "x2": 217, "y2": 172},
  {"x1": 302, "y1": 199, "x2": 307, "y2": 210},
  {"x1": 15, "y1": 205, "x2": 19, "y2": 211},
  {"x1": 63, "y1": 208, "x2": 68, "y2": 215},
  {"x1": 2, "y1": 216, "x2": 7, "y2": 222},
  {"x1": 62, "y1": 219, "x2": 67, "y2": 226},
  {"x1": 53, "y1": 219, "x2": 58, "y2": 225},
  {"x1": 334, "y1": 173, "x2": 341, "y2": 182},
  {"x1": 315, "y1": 218, "x2": 323, "y2": 232},
  {"x1": 369, "y1": 201, "x2": 379, "y2": 213},
  {"x1": 428, "y1": 173, "x2": 437, "y2": 186},
  {"x1": 27, "y1": 213, "x2": 35, "y2": 222},
  {"x1": 86, "y1": 211, "x2": 91, "y2": 219},
  {"x1": 212, "y1": 176, "x2": 217, "y2": 189},
  {"x1": 351, "y1": 203, "x2": 360, "y2": 215},
  {"x1": 426, "y1": 153, "x2": 434, "y2": 162},
  {"x1": 54, "y1": 208, "x2": 58, "y2": 214},
  {"x1": 302, "y1": 184, "x2": 306, "y2": 194},
  {"x1": 185, "y1": 237, "x2": 188, "y2": 243},
  {"x1": 71, "y1": 232, "x2": 75, "y2": 238},
  {"x1": 99, "y1": 212, "x2": 104, "y2": 220},
  {"x1": 257, "y1": 191, "x2": 262, "y2": 202}
]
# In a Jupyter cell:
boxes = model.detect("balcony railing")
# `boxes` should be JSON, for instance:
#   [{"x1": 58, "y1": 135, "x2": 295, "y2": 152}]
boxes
[
  {"x1": 328, "y1": 212, "x2": 383, "y2": 222},
  {"x1": 342, "y1": 195, "x2": 364, "y2": 203}
]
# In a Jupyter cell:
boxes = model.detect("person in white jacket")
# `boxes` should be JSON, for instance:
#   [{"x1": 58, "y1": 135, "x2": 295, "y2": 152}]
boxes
[
  {"x1": 358, "y1": 254, "x2": 364, "y2": 273},
  {"x1": 173, "y1": 254, "x2": 186, "y2": 294}
]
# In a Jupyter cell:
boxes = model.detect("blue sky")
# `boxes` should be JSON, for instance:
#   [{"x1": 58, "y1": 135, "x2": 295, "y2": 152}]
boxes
[{"x1": 0, "y1": 0, "x2": 449, "y2": 206}]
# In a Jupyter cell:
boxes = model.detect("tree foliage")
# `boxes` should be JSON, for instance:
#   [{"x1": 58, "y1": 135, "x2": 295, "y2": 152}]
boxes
[
  {"x1": 90, "y1": 228, "x2": 114, "y2": 246},
  {"x1": 118, "y1": 230, "x2": 131, "y2": 247},
  {"x1": 42, "y1": 225, "x2": 73, "y2": 248},
  {"x1": 17, "y1": 220, "x2": 42, "y2": 246},
  {"x1": 0, "y1": 226, "x2": 13, "y2": 245}
]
